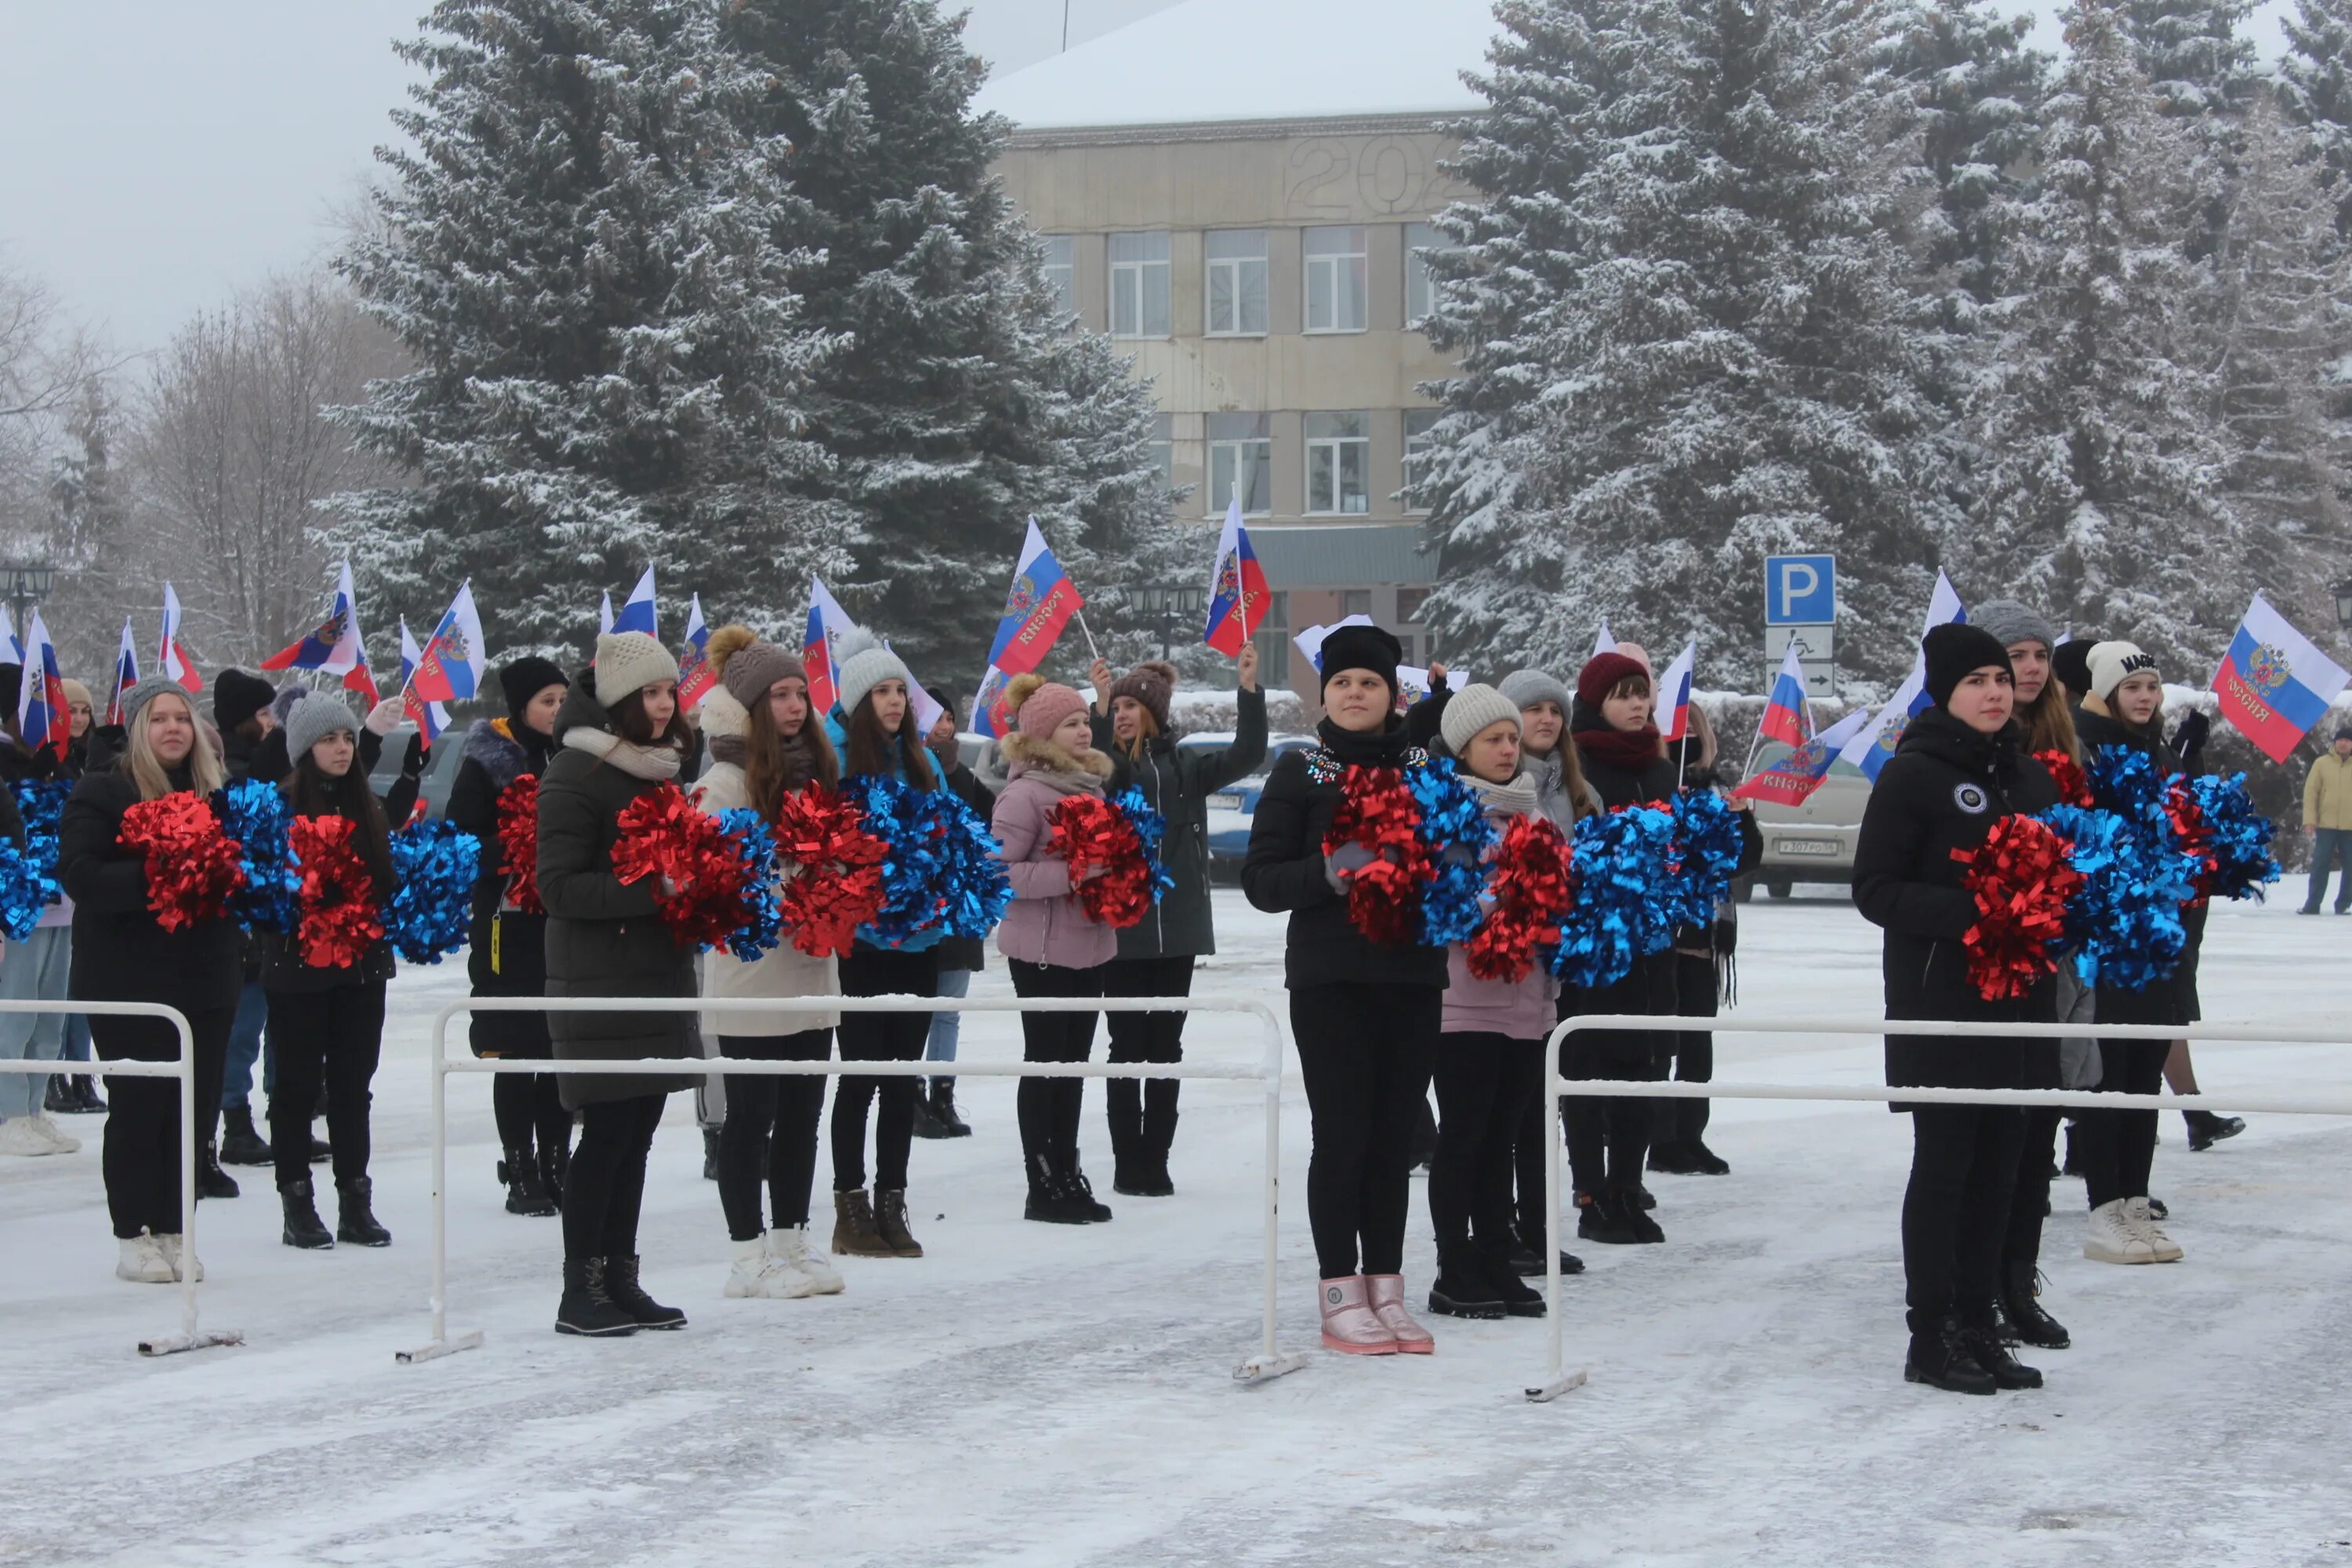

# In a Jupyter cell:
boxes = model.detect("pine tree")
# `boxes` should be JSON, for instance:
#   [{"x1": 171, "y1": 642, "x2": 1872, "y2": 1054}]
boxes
[
  {"x1": 327, "y1": 0, "x2": 842, "y2": 661},
  {"x1": 1417, "y1": 0, "x2": 1943, "y2": 688},
  {"x1": 1894, "y1": 2, "x2": 2051, "y2": 325},
  {"x1": 1972, "y1": 0, "x2": 2243, "y2": 667},
  {"x1": 2280, "y1": 0, "x2": 2352, "y2": 241},
  {"x1": 2116, "y1": 0, "x2": 2260, "y2": 119},
  {"x1": 43, "y1": 374, "x2": 126, "y2": 674}
]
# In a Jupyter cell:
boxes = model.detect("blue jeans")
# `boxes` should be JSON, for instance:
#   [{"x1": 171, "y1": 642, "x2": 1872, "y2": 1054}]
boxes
[
  {"x1": 220, "y1": 980, "x2": 273, "y2": 1110},
  {"x1": 2306, "y1": 829, "x2": 2352, "y2": 912},
  {"x1": 926, "y1": 967, "x2": 972, "y2": 1065},
  {"x1": 60, "y1": 1012, "x2": 90, "y2": 1064},
  {"x1": 0, "y1": 926, "x2": 71, "y2": 1120}
]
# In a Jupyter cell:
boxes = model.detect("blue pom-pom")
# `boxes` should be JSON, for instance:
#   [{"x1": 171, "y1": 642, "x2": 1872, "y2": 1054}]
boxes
[
  {"x1": 2188, "y1": 772, "x2": 2279, "y2": 902},
  {"x1": 385, "y1": 818, "x2": 480, "y2": 963},
  {"x1": 1408, "y1": 757, "x2": 1498, "y2": 947},
  {"x1": 1663, "y1": 787, "x2": 1745, "y2": 931},
  {"x1": 0, "y1": 838, "x2": 59, "y2": 942},
  {"x1": 937, "y1": 788, "x2": 1014, "y2": 940},
  {"x1": 1112, "y1": 786, "x2": 1177, "y2": 907},
  {"x1": 847, "y1": 775, "x2": 1011, "y2": 946},
  {"x1": 1552, "y1": 804, "x2": 1676, "y2": 989},
  {"x1": 713, "y1": 806, "x2": 782, "y2": 961},
  {"x1": 214, "y1": 778, "x2": 299, "y2": 933},
  {"x1": 2037, "y1": 801, "x2": 2189, "y2": 989}
]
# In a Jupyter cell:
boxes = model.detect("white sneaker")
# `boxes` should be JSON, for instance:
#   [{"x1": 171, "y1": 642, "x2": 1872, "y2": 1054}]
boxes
[
  {"x1": 155, "y1": 1233, "x2": 203, "y2": 1283},
  {"x1": 0, "y1": 1117, "x2": 60, "y2": 1156},
  {"x1": 723, "y1": 1234, "x2": 777, "y2": 1299},
  {"x1": 27, "y1": 1114, "x2": 81, "y2": 1154},
  {"x1": 115, "y1": 1232, "x2": 175, "y2": 1284},
  {"x1": 2125, "y1": 1197, "x2": 2184, "y2": 1262},
  {"x1": 2085, "y1": 1199, "x2": 2158, "y2": 1264},
  {"x1": 768, "y1": 1226, "x2": 838, "y2": 1298}
]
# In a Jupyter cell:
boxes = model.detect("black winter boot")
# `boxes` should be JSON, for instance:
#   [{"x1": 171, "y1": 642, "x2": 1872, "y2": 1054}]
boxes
[
  {"x1": 603, "y1": 1254, "x2": 686, "y2": 1329},
  {"x1": 1683, "y1": 1136, "x2": 1730, "y2": 1175},
  {"x1": 336, "y1": 1178, "x2": 392, "y2": 1247},
  {"x1": 1620, "y1": 1185, "x2": 1665, "y2": 1243},
  {"x1": 1904, "y1": 1316, "x2": 1997, "y2": 1395},
  {"x1": 2002, "y1": 1263, "x2": 2071, "y2": 1351},
  {"x1": 1962, "y1": 1315, "x2": 2044, "y2": 1389},
  {"x1": 930, "y1": 1079, "x2": 971, "y2": 1138},
  {"x1": 1023, "y1": 1157, "x2": 1094, "y2": 1225},
  {"x1": 1478, "y1": 1243, "x2": 1547, "y2": 1317},
  {"x1": 499, "y1": 1146, "x2": 558, "y2": 1217},
  {"x1": 196, "y1": 1142, "x2": 240, "y2": 1200},
  {"x1": 909, "y1": 1083, "x2": 952, "y2": 1140},
  {"x1": 280, "y1": 1178, "x2": 333, "y2": 1250},
  {"x1": 218, "y1": 1105, "x2": 273, "y2": 1166},
  {"x1": 44, "y1": 1075, "x2": 74, "y2": 1114},
  {"x1": 2184, "y1": 1109, "x2": 2245, "y2": 1152},
  {"x1": 539, "y1": 1140, "x2": 569, "y2": 1210},
  {"x1": 1426, "y1": 1243, "x2": 1506, "y2": 1319},
  {"x1": 1574, "y1": 1189, "x2": 1642, "y2": 1246},
  {"x1": 554, "y1": 1257, "x2": 639, "y2": 1338},
  {"x1": 68, "y1": 1075, "x2": 107, "y2": 1113},
  {"x1": 1647, "y1": 1141, "x2": 1700, "y2": 1175},
  {"x1": 1106, "y1": 1080, "x2": 1145, "y2": 1193}
]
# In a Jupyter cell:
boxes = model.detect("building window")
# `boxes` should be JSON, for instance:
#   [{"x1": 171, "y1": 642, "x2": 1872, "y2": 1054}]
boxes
[
  {"x1": 1406, "y1": 222, "x2": 1441, "y2": 327},
  {"x1": 1252, "y1": 591, "x2": 1289, "y2": 677},
  {"x1": 1341, "y1": 589, "x2": 1374, "y2": 618},
  {"x1": 1040, "y1": 234, "x2": 1076, "y2": 316},
  {"x1": 1305, "y1": 412, "x2": 1370, "y2": 514},
  {"x1": 1203, "y1": 229, "x2": 1269, "y2": 337},
  {"x1": 1109, "y1": 231, "x2": 1171, "y2": 339},
  {"x1": 1303, "y1": 225, "x2": 1367, "y2": 333},
  {"x1": 1207, "y1": 412, "x2": 1272, "y2": 516},
  {"x1": 1396, "y1": 586, "x2": 1432, "y2": 625},
  {"x1": 1148, "y1": 413, "x2": 1174, "y2": 488},
  {"x1": 1402, "y1": 408, "x2": 1441, "y2": 512}
]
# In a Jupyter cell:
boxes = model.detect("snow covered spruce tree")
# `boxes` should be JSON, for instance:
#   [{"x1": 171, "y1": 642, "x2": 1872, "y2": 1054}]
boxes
[
  {"x1": 327, "y1": 0, "x2": 843, "y2": 659},
  {"x1": 1416, "y1": 0, "x2": 1944, "y2": 688},
  {"x1": 2281, "y1": 0, "x2": 2352, "y2": 241},
  {"x1": 717, "y1": 0, "x2": 1171, "y2": 681},
  {"x1": 1970, "y1": 0, "x2": 2244, "y2": 666}
]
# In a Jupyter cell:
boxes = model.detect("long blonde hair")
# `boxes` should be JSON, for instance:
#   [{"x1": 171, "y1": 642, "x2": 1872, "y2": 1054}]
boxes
[
  {"x1": 2020, "y1": 681, "x2": 2082, "y2": 764},
  {"x1": 124, "y1": 691, "x2": 227, "y2": 801}
]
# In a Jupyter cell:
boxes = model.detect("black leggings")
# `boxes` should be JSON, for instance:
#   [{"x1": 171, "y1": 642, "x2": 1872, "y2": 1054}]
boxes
[
  {"x1": 1656, "y1": 950, "x2": 1717, "y2": 1146},
  {"x1": 1101, "y1": 954, "x2": 1193, "y2": 1163},
  {"x1": 1430, "y1": 1032, "x2": 1539, "y2": 1258},
  {"x1": 1010, "y1": 959, "x2": 1106, "y2": 1178},
  {"x1": 717, "y1": 1030, "x2": 830, "y2": 1241},
  {"x1": 832, "y1": 947, "x2": 937, "y2": 1192},
  {"x1": 266, "y1": 981, "x2": 386, "y2": 1191},
  {"x1": 1291, "y1": 983, "x2": 1440, "y2": 1279},
  {"x1": 564, "y1": 1093, "x2": 667, "y2": 1261},
  {"x1": 493, "y1": 1073, "x2": 572, "y2": 1163},
  {"x1": 2078, "y1": 1038, "x2": 2168, "y2": 1208},
  {"x1": 2004, "y1": 1107, "x2": 2063, "y2": 1270},
  {"x1": 1904, "y1": 1104, "x2": 2026, "y2": 1332},
  {"x1": 1563, "y1": 1033, "x2": 1665, "y2": 1196},
  {"x1": 91, "y1": 1006, "x2": 234, "y2": 1240}
]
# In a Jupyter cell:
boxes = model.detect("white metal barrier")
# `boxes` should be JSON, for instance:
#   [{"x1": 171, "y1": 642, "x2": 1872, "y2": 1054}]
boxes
[
  {"x1": 0, "y1": 999, "x2": 241, "y2": 1356},
  {"x1": 402, "y1": 994, "x2": 1308, "y2": 1384},
  {"x1": 1530, "y1": 1014, "x2": 2352, "y2": 1403}
]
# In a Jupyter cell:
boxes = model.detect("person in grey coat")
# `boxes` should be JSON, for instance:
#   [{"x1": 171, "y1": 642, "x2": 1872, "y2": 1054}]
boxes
[
  {"x1": 537, "y1": 633, "x2": 699, "y2": 1338},
  {"x1": 1085, "y1": 645, "x2": 1266, "y2": 1196}
]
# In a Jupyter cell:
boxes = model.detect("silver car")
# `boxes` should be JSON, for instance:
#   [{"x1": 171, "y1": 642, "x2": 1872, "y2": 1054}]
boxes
[{"x1": 1736, "y1": 739, "x2": 1872, "y2": 900}]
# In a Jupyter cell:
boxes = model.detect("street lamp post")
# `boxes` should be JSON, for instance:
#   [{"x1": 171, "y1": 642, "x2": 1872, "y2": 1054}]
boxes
[
  {"x1": 1131, "y1": 584, "x2": 1206, "y2": 662},
  {"x1": 0, "y1": 560, "x2": 56, "y2": 639},
  {"x1": 2334, "y1": 579, "x2": 2352, "y2": 633}
]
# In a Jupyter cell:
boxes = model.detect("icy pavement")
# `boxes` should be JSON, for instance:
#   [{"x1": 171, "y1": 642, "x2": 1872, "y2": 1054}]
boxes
[{"x1": 5, "y1": 884, "x2": 2351, "y2": 1566}]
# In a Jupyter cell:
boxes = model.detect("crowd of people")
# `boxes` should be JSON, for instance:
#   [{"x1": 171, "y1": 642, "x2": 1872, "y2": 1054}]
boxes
[{"x1": 0, "y1": 595, "x2": 2289, "y2": 1389}]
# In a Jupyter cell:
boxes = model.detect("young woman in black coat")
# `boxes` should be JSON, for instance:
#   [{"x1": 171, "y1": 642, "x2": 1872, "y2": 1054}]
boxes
[
  {"x1": 59, "y1": 678, "x2": 241, "y2": 1287},
  {"x1": 536, "y1": 633, "x2": 700, "y2": 1338},
  {"x1": 444, "y1": 656, "x2": 573, "y2": 1217},
  {"x1": 263, "y1": 694, "x2": 420, "y2": 1251},
  {"x1": 1243, "y1": 624, "x2": 1445, "y2": 1356},
  {"x1": 1853, "y1": 623, "x2": 2061, "y2": 1396}
]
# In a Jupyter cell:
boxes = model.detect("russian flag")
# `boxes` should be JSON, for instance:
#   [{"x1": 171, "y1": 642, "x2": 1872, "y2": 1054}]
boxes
[
  {"x1": 676, "y1": 593, "x2": 714, "y2": 710},
  {"x1": 397, "y1": 617, "x2": 452, "y2": 746},
  {"x1": 598, "y1": 592, "x2": 615, "y2": 638},
  {"x1": 1202, "y1": 495, "x2": 1270, "y2": 657},
  {"x1": 1840, "y1": 572, "x2": 1968, "y2": 782},
  {"x1": 612, "y1": 567, "x2": 657, "y2": 638},
  {"x1": 1734, "y1": 708, "x2": 1875, "y2": 808},
  {"x1": 807, "y1": 577, "x2": 859, "y2": 717},
  {"x1": 159, "y1": 583, "x2": 202, "y2": 693},
  {"x1": 16, "y1": 611, "x2": 66, "y2": 760},
  {"x1": 986, "y1": 517, "x2": 1083, "y2": 677},
  {"x1": 105, "y1": 617, "x2": 140, "y2": 727},
  {"x1": 412, "y1": 582, "x2": 486, "y2": 706},
  {"x1": 1595, "y1": 620, "x2": 1617, "y2": 657},
  {"x1": 2212, "y1": 593, "x2": 2351, "y2": 764},
  {"x1": 974, "y1": 663, "x2": 1014, "y2": 740},
  {"x1": 1759, "y1": 644, "x2": 1812, "y2": 748},
  {"x1": 1657, "y1": 639, "x2": 1697, "y2": 744},
  {"x1": 262, "y1": 558, "x2": 378, "y2": 704}
]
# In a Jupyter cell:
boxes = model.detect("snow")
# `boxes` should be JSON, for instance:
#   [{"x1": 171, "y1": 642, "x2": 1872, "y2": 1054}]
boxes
[
  {"x1": 970, "y1": 0, "x2": 1497, "y2": 131},
  {"x1": 9, "y1": 886, "x2": 2352, "y2": 1564}
]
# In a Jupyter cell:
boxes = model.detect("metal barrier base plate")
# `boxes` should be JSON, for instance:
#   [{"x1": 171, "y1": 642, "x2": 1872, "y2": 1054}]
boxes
[
  {"x1": 1525, "y1": 1367, "x2": 1589, "y2": 1403},
  {"x1": 139, "y1": 1328, "x2": 244, "y2": 1357},
  {"x1": 397, "y1": 1329, "x2": 486, "y2": 1365},
  {"x1": 1233, "y1": 1350, "x2": 1312, "y2": 1385}
]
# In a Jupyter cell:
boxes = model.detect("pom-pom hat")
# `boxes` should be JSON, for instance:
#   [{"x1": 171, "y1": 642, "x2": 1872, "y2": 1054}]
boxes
[
  {"x1": 706, "y1": 625, "x2": 803, "y2": 710},
  {"x1": 1109, "y1": 660, "x2": 1177, "y2": 730},
  {"x1": 1006, "y1": 672, "x2": 1088, "y2": 738},
  {"x1": 832, "y1": 627, "x2": 911, "y2": 719}
]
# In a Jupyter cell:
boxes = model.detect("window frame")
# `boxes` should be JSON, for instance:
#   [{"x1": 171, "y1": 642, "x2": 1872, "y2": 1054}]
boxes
[
  {"x1": 1304, "y1": 411, "x2": 1372, "y2": 516},
  {"x1": 1206, "y1": 412, "x2": 1272, "y2": 517},
  {"x1": 1302, "y1": 225, "x2": 1369, "y2": 335},
  {"x1": 1202, "y1": 229, "x2": 1270, "y2": 339},
  {"x1": 1108, "y1": 230, "x2": 1172, "y2": 339},
  {"x1": 1039, "y1": 234, "x2": 1077, "y2": 318}
]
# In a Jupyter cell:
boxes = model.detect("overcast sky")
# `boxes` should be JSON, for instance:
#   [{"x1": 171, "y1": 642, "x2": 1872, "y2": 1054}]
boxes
[{"x1": 0, "y1": 0, "x2": 2294, "y2": 358}]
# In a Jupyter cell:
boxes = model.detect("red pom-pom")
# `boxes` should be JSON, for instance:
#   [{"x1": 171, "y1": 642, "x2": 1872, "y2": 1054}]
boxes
[
  {"x1": 494, "y1": 775, "x2": 544, "y2": 914},
  {"x1": 2163, "y1": 777, "x2": 2217, "y2": 905},
  {"x1": 2034, "y1": 750, "x2": 2092, "y2": 808},
  {"x1": 614, "y1": 781, "x2": 753, "y2": 950},
  {"x1": 1950, "y1": 814, "x2": 2083, "y2": 1001},
  {"x1": 774, "y1": 786, "x2": 887, "y2": 957},
  {"x1": 1465, "y1": 814, "x2": 1577, "y2": 982},
  {"x1": 118, "y1": 792, "x2": 247, "y2": 931},
  {"x1": 1048, "y1": 793, "x2": 1156, "y2": 930},
  {"x1": 1322, "y1": 767, "x2": 1433, "y2": 946},
  {"x1": 289, "y1": 814, "x2": 383, "y2": 969}
]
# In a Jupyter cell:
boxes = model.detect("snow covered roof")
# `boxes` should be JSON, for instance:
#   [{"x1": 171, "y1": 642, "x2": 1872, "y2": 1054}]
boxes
[{"x1": 972, "y1": 0, "x2": 1498, "y2": 136}]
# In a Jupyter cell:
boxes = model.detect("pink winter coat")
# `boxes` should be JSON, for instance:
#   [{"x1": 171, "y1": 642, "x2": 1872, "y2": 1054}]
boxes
[
  {"x1": 991, "y1": 735, "x2": 1118, "y2": 971},
  {"x1": 1443, "y1": 775, "x2": 1562, "y2": 1040}
]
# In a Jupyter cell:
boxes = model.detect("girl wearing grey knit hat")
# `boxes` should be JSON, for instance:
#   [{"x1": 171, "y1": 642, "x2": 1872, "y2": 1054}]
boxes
[{"x1": 1973, "y1": 600, "x2": 2080, "y2": 766}]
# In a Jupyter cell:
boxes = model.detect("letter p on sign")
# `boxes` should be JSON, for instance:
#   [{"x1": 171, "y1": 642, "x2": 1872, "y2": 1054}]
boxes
[{"x1": 1765, "y1": 554, "x2": 1835, "y2": 626}]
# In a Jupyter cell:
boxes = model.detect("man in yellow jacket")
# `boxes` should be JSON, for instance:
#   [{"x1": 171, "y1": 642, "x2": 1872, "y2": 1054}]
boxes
[{"x1": 2301, "y1": 724, "x2": 2352, "y2": 914}]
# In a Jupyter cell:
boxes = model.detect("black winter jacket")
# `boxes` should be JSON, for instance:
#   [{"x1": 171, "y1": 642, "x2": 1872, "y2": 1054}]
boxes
[
  {"x1": 60, "y1": 764, "x2": 244, "y2": 1025},
  {"x1": 1094, "y1": 685, "x2": 1268, "y2": 960},
  {"x1": 445, "y1": 717, "x2": 560, "y2": 1045},
  {"x1": 1852, "y1": 706, "x2": 2062, "y2": 1099},
  {"x1": 537, "y1": 685, "x2": 699, "y2": 1110},
  {"x1": 1241, "y1": 717, "x2": 1449, "y2": 993},
  {"x1": 260, "y1": 766, "x2": 415, "y2": 995}
]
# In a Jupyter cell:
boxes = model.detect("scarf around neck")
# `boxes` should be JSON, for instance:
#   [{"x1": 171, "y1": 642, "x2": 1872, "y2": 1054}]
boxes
[{"x1": 564, "y1": 725, "x2": 683, "y2": 782}]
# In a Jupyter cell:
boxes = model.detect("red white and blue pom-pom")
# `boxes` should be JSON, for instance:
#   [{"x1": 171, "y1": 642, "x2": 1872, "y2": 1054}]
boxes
[
  {"x1": 842, "y1": 775, "x2": 1012, "y2": 948},
  {"x1": 773, "y1": 785, "x2": 887, "y2": 958},
  {"x1": 118, "y1": 791, "x2": 247, "y2": 931},
  {"x1": 1951, "y1": 814, "x2": 2083, "y2": 1002},
  {"x1": 1050, "y1": 788, "x2": 1173, "y2": 931},
  {"x1": 1465, "y1": 813, "x2": 1576, "y2": 983},
  {"x1": 289, "y1": 815, "x2": 383, "y2": 970},
  {"x1": 387, "y1": 818, "x2": 481, "y2": 963}
]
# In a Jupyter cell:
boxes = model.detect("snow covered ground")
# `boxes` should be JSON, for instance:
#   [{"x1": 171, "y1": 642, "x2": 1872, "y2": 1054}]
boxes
[{"x1": 7, "y1": 883, "x2": 2352, "y2": 1567}]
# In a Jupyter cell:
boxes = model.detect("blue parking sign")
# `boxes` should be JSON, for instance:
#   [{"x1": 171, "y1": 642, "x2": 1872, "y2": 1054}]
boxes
[{"x1": 1765, "y1": 554, "x2": 1835, "y2": 626}]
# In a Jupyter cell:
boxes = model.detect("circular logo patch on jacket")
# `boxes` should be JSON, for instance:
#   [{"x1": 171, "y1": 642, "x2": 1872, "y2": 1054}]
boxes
[{"x1": 1953, "y1": 782, "x2": 1989, "y2": 815}]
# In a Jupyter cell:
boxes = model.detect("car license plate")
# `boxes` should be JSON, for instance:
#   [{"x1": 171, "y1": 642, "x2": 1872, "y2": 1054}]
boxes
[{"x1": 1777, "y1": 839, "x2": 1839, "y2": 856}]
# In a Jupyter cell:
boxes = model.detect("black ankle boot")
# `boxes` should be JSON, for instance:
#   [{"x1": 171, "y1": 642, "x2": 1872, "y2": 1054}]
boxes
[
  {"x1": 1904, "y1": 1316, "x2": 1996, "y2": 1394},
  {"x1": 2184, "y1": 1109, "x2": 2245, "y2": 1152},
  {"x1": 499, "y1": 1146, "x2": 558, "y2": 1217},
  {"x1": 336, "y1": 1178, "x2": 392, "y2": 1247},
  {"x1": 1478, "y1": 1243, "x2": 1548, "y2": 1317},
  {"x1": 69, "y1": 1075, "x2": 107, "y2": 1113},
  {"x1": 909, "y1": 1083, "x2": 952, "y2": 1140},
  {"x1": 44, "y1": 1074, "x2": 74, "y2": 1114},
  {"x1": 219, "y1": 1105, "x2": 273, "y2": 1166},
  {"x1": 1574, "y1": 1189, "x2": 1642, "y2": 1245},
  {"x1": 931, "y1": 1079, "x2": 971, "y2": 1138},
  {"x1": 196, "y1": 1142, "x2": 240, "y2": 1200},
  {"x1": 1426, "y1": 1243, "x2": 1506, "y2": 1319},
  {"x1": 2002, "y1": 1263, "x2": 2071, "y2": 1350},
  {"x1": 554, "y1": 1257, "x2": 638, "y2": 1338},
  {"x1": 280, "y1": 1178, "x2": 333, "y2": 1250},
  {"x1": 539, "y1": 1141, "x2": 569, "y2": 1210},
  {"x1": 1962, "y1": 1315, "x2": 2044, "y2": 1389},
  {"x1": 603, "y1": 1254, "x2": 686, "y2": 1329}
]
